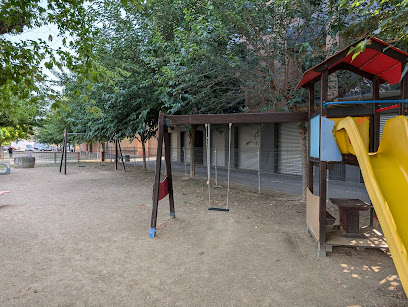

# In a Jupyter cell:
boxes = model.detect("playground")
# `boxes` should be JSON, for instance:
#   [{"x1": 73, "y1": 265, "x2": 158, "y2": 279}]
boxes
[{"x1": 0, "y1": 164, "x2": 406, "y2": 306}]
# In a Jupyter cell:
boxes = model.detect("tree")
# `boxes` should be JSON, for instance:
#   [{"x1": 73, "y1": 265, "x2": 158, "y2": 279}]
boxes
[
  {"x1": 200, "y1": 0, "x2": 352, "y2": 199},
  {"x1": 0, "y1": 86, "x2": 42, "y2": 154},
  {"x1": 1, "y1": 0, "x2": 95, "y2": 148},
  {"x1": 341, "y1": 0, "x2": 408, "y2": 78}
]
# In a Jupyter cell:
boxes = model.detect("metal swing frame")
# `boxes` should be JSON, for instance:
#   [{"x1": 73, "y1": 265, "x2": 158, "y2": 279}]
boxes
[{"x1": 59, "y1": 129, "x2": 126, "y2": 175}]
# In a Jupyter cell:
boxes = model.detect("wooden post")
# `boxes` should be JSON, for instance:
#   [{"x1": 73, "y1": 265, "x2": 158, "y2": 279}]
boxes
[
  {"x1": 308, "y1": 84, "x2": 315, "y2": 193},
  {"x1": 370, "y1": 76, "x2": 381, "y2": 226},
  {"x1": 189, "y1": 126, "x2": 196, "y2": 177},
  {"x1": 59, "y1": 129, "x2": 67, "y2": 173},
  {"x1": 372, "y1": 76, "x2": 381, "y2": 152},
  {"x1": 150, "y1": 112, "x2": 165, "y2": 238},
  {"x1": 318, "y1": 69, "x2": 329, "y2": 256},
  {"x1": 164, "y1": 128, "x2": 175, "y2": 218},
  {"x1": 401, "y1": 62, "x2": 408, "y2": 115}
]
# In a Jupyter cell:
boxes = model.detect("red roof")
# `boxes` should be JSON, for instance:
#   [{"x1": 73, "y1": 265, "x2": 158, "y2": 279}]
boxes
[{"x1": 296, "y1": 37, "x2": 408, "y2": 89}]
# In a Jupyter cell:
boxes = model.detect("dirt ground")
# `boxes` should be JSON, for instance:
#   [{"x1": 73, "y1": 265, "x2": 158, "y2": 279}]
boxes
[{"x1": 0, "y1": 163, "x2": 406, "y2": 306}]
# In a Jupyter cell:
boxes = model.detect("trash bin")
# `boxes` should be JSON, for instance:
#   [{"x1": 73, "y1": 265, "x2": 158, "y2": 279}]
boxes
[{"x1": 124, "y1": 155, "x2": 130, "y2": 162}]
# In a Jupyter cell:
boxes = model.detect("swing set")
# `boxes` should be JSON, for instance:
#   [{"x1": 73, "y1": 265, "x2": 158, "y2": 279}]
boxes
[
  {"x1": 59, "y1": 129, "x2": 126, "y2": 175},
  {"x1": 149, "y1": 111, "x2": 308, "y2": 238}
]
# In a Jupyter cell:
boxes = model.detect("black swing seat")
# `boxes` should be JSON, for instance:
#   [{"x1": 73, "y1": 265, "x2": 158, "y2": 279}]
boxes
[{"x1": 208, "y1": 207, "x2": 229, "y2": 212}]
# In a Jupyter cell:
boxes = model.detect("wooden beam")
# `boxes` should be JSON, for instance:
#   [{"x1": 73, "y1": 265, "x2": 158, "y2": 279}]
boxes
[
  {"x1": 304, "y1": 62, "x2": 386, "y2": 88},
  {"x1": 313, "y1": 41, "x2": 361, "y2": 73},
  {"x1": 368, "y1": 39, "x2": 408, "y2": 63},
  {"x1": 165, "y1": 112, "x2": 308, "y2": 125},
  {"x1": 150, "y1": 112, "x2": 165, "y2": 238}
]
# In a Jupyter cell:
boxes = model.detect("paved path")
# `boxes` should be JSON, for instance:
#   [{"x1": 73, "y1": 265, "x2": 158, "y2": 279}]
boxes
[{"x1": 136, "y1": 159, "x2": 370, "y2": 202}]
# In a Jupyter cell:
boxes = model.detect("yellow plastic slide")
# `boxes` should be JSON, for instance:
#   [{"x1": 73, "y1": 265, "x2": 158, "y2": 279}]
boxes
[{"x1": 336, "y1": 116, "x2": 408, "y2": 295}]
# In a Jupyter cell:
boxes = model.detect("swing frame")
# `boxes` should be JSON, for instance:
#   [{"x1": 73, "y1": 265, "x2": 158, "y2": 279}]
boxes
[
  {"x1": 149, "y1": 111, "x2": 308, "y2": 238},
  {"x1": 59, "y1": 129, "x2": 126, "y2": 175}
]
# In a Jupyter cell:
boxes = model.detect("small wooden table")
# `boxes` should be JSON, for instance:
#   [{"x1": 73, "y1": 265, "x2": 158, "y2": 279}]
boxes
[{"x1": 330, "y1": 198, "x2": 371, "y2": 237}]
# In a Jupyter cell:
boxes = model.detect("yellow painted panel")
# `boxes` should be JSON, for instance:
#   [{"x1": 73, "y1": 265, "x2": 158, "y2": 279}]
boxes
[
  {"x1": 336, "y1": 116, "x2": 408, "y2": 296},
  {"x1": 330, "y1": 117, "x2": 370, "y2": 155}
]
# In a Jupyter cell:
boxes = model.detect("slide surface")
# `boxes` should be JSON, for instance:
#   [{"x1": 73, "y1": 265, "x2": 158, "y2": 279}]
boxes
[{"x1": 336, "y1": 116, "x2": 408, "y2": 295}]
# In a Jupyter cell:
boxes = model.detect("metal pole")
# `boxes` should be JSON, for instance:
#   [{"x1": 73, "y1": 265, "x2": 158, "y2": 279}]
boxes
[
  {"x1": 134, "y1": 146, "x2": 136, "y2": 164},
  {"x1": 184, "y1": 147, "x2": 187, "y2": 177},
  {"x1": 147, "y1": 148, "x2": 150, "y2": 170},
  {"x1": 206, "y1": 124, "x2": 211, "y2": 208},
  {"x1": 258, "y1": 148, "x2": 261, "y2": 194},
  {"x1": 215, "y1": 148, "x2": 218, "y2": 186}
]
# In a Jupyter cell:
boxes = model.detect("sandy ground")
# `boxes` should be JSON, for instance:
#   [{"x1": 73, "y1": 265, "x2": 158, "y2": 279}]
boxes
[{"x1": 0, "y1": 163, "x2": 406, "y2": 306}]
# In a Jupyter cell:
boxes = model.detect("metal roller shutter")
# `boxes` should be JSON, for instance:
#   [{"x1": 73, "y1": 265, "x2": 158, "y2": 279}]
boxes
[
  {"x1": 170, "y1": 132, "x2": 178, "y2": 161},
  {"x1": 238, "y1": 125, "x2": 260, "y2": 170},
  {"x1": 380, "y1": 113, "x2": 397, "y2": 141},
  {"x1": 278, "y1": 123, "x2": 302, "y2": 175}
]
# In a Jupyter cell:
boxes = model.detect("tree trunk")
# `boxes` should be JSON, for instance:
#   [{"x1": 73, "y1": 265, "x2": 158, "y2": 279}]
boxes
[
  {"x1": 101, "y1": 142, "x2": 105, "y2": 162},
  {"x1": 189, "y1": 126, "x2": 196, "y2": 178},
  {"x1": 299, "y1": 124, "x2": 308, "y2": 201},
  {"x1": 142, "y1": 136, "x2": 147, "y2": 170}
]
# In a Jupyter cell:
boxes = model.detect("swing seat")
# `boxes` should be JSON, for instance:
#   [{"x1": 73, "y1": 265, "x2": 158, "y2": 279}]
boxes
[{"x1": 208, "y1": 207, "x2": 229, "y2": 212}]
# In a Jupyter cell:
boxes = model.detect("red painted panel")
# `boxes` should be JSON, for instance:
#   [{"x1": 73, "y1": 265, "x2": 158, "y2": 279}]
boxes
[
  {"x1": 158, "y1": 177, "x2": 169, "y2": 201},
  {"x1": 379, "y1": 62, "x2": 402, "y2": 84}
]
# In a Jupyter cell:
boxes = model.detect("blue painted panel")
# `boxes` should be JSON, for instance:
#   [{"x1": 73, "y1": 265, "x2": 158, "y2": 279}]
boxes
[
  {"x1": 320, "y1": 117, "x2": 342, "y2": 162},
  {"x1": 310, "y1": 115, "x2": 320, "y2": 158}
]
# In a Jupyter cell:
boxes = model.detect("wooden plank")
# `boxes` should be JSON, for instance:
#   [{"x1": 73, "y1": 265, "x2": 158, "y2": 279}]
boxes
[
  {"x1": 306, "y1": 189, "x2": 320, "y2": 240},
  {"x1": 165, "y1": 112, "x2": 308, "y2": 125},
  {"x1": 150, "y1": 113, "x2": 165, "y2": 234},
  {"x1": 326, "y1": 227, "x2": 388, "y2": 249},
  {"x1": 163, "y1": 128, "x2": 175, "y2": 217}
]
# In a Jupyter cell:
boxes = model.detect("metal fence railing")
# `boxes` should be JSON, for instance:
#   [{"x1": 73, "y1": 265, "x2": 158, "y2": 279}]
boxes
[{"x1": 2, "y1": 145, "x2": 370, "y2": 201}]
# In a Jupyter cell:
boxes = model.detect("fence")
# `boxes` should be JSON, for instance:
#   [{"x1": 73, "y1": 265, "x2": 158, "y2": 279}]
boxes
[
  {"x1": 1, "y1": 146, "x2": 369, "y2": 202},
  {"x1": 134, "y1": 146, "x2": 369, "y2": 202}
]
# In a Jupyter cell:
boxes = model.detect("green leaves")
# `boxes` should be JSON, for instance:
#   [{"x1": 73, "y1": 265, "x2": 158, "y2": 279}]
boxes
[{"x1": 341, "y1": 0, "x2": 408, "y2": 49}]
